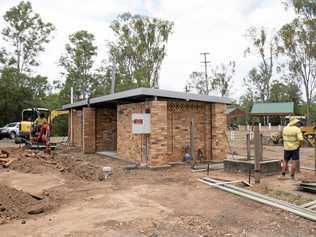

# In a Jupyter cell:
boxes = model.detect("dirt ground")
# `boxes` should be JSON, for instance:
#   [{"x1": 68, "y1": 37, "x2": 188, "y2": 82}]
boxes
[
  {"x1": 230, "y1": 139, "x2": 316, "y2": 169},
  {"x1": 0, "y1": 139, "x2": 315, "y2": 237}
]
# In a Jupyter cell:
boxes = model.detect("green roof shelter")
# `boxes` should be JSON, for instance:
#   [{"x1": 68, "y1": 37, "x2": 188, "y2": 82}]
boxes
[
  {"x1": 251, "y1": 102, "x2": 294, "y2": 125},
  {"x1": 251, "y1": 102, "x2": 294, "y2": 115}
]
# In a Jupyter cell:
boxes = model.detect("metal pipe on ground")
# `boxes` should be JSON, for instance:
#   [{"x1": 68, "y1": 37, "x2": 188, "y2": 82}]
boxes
[
  {"x1": 199, "y1": 177, "x2": 316, "y2": 222},
  {"x1": 308, "y1": 204, "x2": 316, "y2": 210},
  {"x1": 203, "y1": 177, "x2": 311, "y2": 211},
  {"x1": 301, "y1": 200, "x2": 316, "y2": 208}
]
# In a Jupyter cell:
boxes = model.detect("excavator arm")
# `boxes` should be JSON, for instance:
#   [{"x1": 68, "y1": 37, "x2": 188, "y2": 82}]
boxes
[{"x1": 48, "y1": 110, "x2": 69, "y2": 124}]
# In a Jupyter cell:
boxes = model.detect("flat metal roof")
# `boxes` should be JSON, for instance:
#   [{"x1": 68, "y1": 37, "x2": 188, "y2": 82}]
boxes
[
  {"x1": 251, "y1": 102, "x2": 294, "y2": 115},
  {"x1": 62, "y1": 88, "x2": 233, "y2": 109}
]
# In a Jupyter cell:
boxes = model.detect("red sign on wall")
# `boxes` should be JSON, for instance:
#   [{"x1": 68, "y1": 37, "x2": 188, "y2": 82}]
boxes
[
  {"x1": 132, "y1": 113, "x2": 151, "y2": 134},
  {"x1": 133, "y1": 119, "x2": 143, "y2": 124}
]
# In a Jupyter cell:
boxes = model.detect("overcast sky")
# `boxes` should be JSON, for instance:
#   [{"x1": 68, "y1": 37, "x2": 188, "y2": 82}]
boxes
[{"x1": 0, "y1": 0, "x2": 295, "y2": 100}]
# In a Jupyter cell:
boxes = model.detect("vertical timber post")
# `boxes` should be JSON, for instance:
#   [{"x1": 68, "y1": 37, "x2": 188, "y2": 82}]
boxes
[
  {"x1": 246, "y1": 133, "x2": 251, "y2": 160},
  {"x1": 313, "y1": 141, "x2": 316, "y2": 173},
  {"x1": 254, "y1": 124, "x2": 261, "y2": 184},
  {"x1": 70, "y1": 87, "x2": 74, "y2": 144},
  {"x1": 70, "y1": 110, "x2": 73, "y2": 144},
  {"x1": 190, "y1": 118, "x2": 196, "y2": 163},
  {"x1": 314, "y1": 129, "x2": 316, "y2": 174},
  {"x1": 259, "y1": 134, "x2": 263, "y2": 161}
]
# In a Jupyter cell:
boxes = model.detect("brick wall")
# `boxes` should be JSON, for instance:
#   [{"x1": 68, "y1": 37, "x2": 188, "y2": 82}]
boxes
[
  {"x1": 211, "y1": 103, "x2": 227, "y2": 160},
  {"x1": 117, "y1": 103, "x2": 145, "y2": 163},
  {"x1": 82, "y1": 107, "x2": 96, "y2": 154},
  {"x1": 166, "y1": 102, "x2": 212, "y2": 162},
  {"x1": 116, "y1": 100, "x2": 227, "y2": 166},
  {"x1": 71, "y1": 109, "x2": 82, "y2": 147},
  {"x1": 95, "y1": 107, "x2": 117, "y2": 152},
  {"x1": 69, "y1": 100, "x2": 227, "y2": 165},
  {"x1": 149, "y1": 101, "x2": 168, "y2": 166}
]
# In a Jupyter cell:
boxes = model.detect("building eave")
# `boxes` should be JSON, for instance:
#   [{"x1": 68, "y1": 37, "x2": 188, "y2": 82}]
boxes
[{"x1": 63, "y1": 88, "x2": 233, "y2": 110}]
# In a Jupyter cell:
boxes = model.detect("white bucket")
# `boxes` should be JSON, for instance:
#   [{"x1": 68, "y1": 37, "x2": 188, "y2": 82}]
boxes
[{"x1": 103, "y1": 166, "x2": 112, "y2": 178}]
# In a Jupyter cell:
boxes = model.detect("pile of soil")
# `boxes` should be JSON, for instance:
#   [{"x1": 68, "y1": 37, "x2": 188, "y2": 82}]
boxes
[
  {"x1": 0, "y1": 184, "x2": 50, "y2": 224},
  {"x1": 9, "y1": 156, "x2": 51, "y2": 174},
  {"x1": 53, "y1": 155, "x2": 105, "y2": 181},
  {"x1": 3, "y1": 147, "x2": 105, "y2": 182},
  {"x1": 3, "y1": 148, "x2": 53, "y2": 174},
  {"x1": 1, "y1": 148, "x2": 104, "y2": 181}
]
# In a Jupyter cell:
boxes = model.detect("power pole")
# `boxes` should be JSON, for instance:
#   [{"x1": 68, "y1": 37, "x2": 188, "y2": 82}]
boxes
[{"x1": 200, "y1": 52, "x2": 210, "y2": 95}]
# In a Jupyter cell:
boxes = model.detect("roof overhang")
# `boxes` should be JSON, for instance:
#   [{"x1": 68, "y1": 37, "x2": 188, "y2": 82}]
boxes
[
  {"x1": 251, "y1": 113, "x2": 293, "y2": 116},
  {"x1": 63, "y1": 88, "x2": 233, "y2": 110},
  {"x1": 23, "y1": 108, "x2": 49, "y2": 112}
]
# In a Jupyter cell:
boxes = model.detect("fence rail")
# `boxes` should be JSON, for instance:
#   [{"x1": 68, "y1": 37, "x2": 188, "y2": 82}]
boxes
[{"x1": 227, "y1": 126, "x2": 283, "y2": 142}]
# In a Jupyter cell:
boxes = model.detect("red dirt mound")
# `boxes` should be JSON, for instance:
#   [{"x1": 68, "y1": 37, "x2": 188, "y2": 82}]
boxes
[{"x1": 0, "y1": 184, "x2": 50, "y2": 224}]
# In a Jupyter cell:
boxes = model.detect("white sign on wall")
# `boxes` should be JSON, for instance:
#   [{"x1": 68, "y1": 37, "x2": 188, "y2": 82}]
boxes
[{"x1": 132, "y1": 113, "x2": 151, "y2": 134}]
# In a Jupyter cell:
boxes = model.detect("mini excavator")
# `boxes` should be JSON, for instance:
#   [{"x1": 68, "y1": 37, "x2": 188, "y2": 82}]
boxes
[{"x1": 17, "y1": 108, "x2": 68, "y2": 153}]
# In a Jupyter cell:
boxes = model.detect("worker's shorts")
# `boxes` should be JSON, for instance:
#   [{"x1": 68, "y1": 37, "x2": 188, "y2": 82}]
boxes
[{"x1": 284, "y1": 149, "x2": 300, "y2": 161}]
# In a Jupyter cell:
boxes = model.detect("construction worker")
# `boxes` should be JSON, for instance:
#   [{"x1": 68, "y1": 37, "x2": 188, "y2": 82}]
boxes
[
  {"x1": 31, "y1": 113, "x2": 47, "y2": 137},
  {"x1": 34, "y1": 113, "x2": 47, "y2": 126},
  {"x1": 281, "y1": 117, "x2": 304, "y2": 179},
  {"x1": 32, "y1": 113, "x2": 51, "y2": 153}
]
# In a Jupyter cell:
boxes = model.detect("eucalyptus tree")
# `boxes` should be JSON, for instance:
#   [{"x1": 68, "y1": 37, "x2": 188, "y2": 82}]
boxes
[
  {"x1": 244, "y1": 27, "x2": 279, "y2": 102},
  {"x1": 279, "y1": 0, "x2": 315, "y2": 122},
  {"x1": 212, "y1": 61, "x2": 236, "y2": 96},
  {"x1": 109, "y1": 13, "x2": 173, "y2": 91},
  {"x1": 59, "y1": 30, "x2": 97, "y2": 100},
  {"x1": 1, "y1": 1, "x2": 55, "y2": 73}
]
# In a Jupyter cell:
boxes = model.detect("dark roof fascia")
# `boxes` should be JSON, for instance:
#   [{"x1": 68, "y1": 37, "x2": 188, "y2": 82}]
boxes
[{"x1": 63, "y1": 88, "x2": 233, "y2": 110}]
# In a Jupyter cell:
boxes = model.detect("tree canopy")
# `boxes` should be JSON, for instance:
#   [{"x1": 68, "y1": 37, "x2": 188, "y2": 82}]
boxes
[
  {"x1": 1, "y1": 1, "x2": 55, "y2": 73},
  {"x1": 0, "y1": 0, "x2": 315, "y2": 128},
  {"x1": 109, "y1": 13, "x2": 173, "y2": 91},
  {"x1": 59, "y1": 30, "x2": 98, "y2": 101}
]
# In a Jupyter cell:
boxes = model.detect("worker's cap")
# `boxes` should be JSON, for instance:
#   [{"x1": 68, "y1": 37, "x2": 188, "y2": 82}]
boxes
[{"x1": 288, "y1": 116, "x2": 300, "y2": 126}]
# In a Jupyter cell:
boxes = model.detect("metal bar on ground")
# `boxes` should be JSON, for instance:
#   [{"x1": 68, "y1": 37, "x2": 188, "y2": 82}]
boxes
[
  {"x1": 201, "y1": 180, "x2": 245, "y2": 186},
  {"x1": 203, "y1": 177, "x2": 316, "y2": 214},
  {"x1": 308, "y1": 204, "x2": 316, "y2": 210},
  {"x1": 301, "y1": 200, "x2": 316, "y2": 208},
  {"x1": 199, "y1": 177, "x2": 316, "y2": 222}
]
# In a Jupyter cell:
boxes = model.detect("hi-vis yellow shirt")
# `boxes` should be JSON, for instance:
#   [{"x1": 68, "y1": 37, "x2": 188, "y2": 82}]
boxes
[
  {"x1": 34, "y1": 117, "x2": 47, "y2": 126},
  {"x1": 282, "y1": 125, "x2": 303, "y2": 151}
]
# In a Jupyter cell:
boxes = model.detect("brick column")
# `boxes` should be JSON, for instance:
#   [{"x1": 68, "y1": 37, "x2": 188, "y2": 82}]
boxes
[
  {"x1": 149, "y1": 101, "x2": 168, "y2": 166},
  {"x1": 83, "y1": 107, "x2": 96, "y2": 154},
  {"x1": 205, "y1": 104, "x2": 212, "y2": 160},
  {"x1": 211, "y1": 104, "x2": 227, "y2": 160}
]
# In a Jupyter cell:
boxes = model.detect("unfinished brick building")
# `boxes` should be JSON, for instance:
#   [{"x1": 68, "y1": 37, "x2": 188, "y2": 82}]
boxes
[{"x1": 63, "y1": 88, "x2": 231, "y2": 166}]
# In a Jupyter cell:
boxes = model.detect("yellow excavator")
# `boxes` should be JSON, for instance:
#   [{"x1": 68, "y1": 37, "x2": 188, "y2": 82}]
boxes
[{"x1": 17, "y1": 108, "x2": 68, "y2": 151}]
